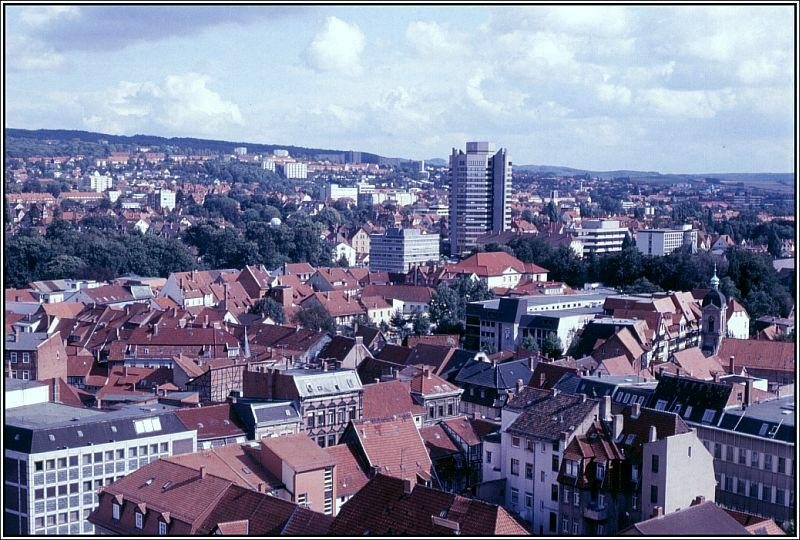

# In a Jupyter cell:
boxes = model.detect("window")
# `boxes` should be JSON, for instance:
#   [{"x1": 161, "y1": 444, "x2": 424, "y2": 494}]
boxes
[
  {"x1": 22, "y1": 352, "x2": 30, "y2": 363},
  {"x1": 738, "y1": 448, "x2": 747, "y2": 464},
  {"x1": 761, "y1": 485, "x2": 772, "y2": 502},
  {"x1": 598, "y1": 493, "x2": 606, "y2": 508},
  {"x1": 562, "y1": 518, "x2": 569, "y2": 533},
  {"x1": 317, "y1": 436, "x2": 325, "y2": 448},
  {"x1": 10, "y1": 352, "x2": 17, "y2": 363},
  {"x1": 552, "y1": 455, "x2": 559, "y2": 472},
  {"x1": 737, "y1": 479, "x2": 746, "y2": 495},
  {"x1": 511, "y1": 436, "x2": 520, "y2": 448},
  {"x1": 46, "y1": 459, "x2": 55, "y2": 470},
  {"x1": 650, "y1": 485, "x2": 658, "y2": 504},
  {"x1": 159, "y1": 521, "x2": 167, "y2": 535},
  {"x1": 573, "y1": 492, "x2": 580, "y2": 507},
  {"x1": 327, "y1": 434, "x2": 336, "y2": 447},
  {"x1": 688, "y1": 446, "x2": 692, "y2": 458},
  {"x1": 751, "y1": 451, "x2": 760, "y2": 467},
  {"x1": 307, "y1": 414, "x2": 315, "y2": 428},
  {"x1": 597, "y1": 524, "x2": 605, "y2": 535},
  {"x1": 437, "y1": 405, "x2": 444, "y2": 418},
  {"x1": 714, "y1": 443, "x2": 722, "y2": 459},
  {"x1": 510, "y1": 459, "x2": 519, "y2": 476},
  {"x1": 549, "y1": 512, "x2": 557, "y2": 532},
  {"x1": 105, "y1": 451, "x2": 114, "y2": 461},
  {"x1": 778, "y1": 457, "x2": 786, "y2": 474},
  {"x1": 116, "y1": 449, "x2": 125, "y2": 460},
  {"x1": 750, "y1": 482, "x2": 759, "y2": 498},
  {"x1": 160, "y1": 443, "x2": 168, "y2": 453},
  {"x1": 726, "y1": 446, "x2": 734, "y2": 462},
  {"x1": 526, "y1": 439, "x2": 534, "y2": 452},
  {"x1": 486, "y1": 451, "x2": 492, "y2": 463},
  {"x1": 297, "y1": 493, "x2": 308, "y2": 505},
  {"x1": 724, "y1": 476, "x2": 734, "y2": 492},
  {"x1": 632, "y1": 494, "x2": 639, "y2": 510},
  {"x1": 572, "y1": 519, "x2": 579, "y2": 534},
  {"x1": 349, "y1": 407, "x2": 356, "y2": 420},
  {"x1": 552, "y1": 440, "x2": 560, "y2": 452},
  {"x1": 654, "y1": 399, "x2": 667, "y2": 411},
  {"x1": 596, "y1": 463, "x2": 605, "y2": 480},
  {"x1": 651, "y1": 455, "x2": 659, "y2": 473},
  {"x1": 683, "y1": 405, "x2": 693, "y2": 418},
  {"x1": 135, "y1": 512, "x2": 143, "y2": 529},
  {"x1": 763, "y1": 454, "x2": 773, "y2": 471},
  {"x1": 551, "y1": 484, "x2": 558, "y2": 501},
  {"x1": 510, "y1": 488, "x2": 519, "y2": 506},
  {"x1": 565, "y1": 459, "x2": 578, "y2": 477},
  {"x1": 563, "y1": 487, "x2": 571, "y2": 503},
  {"x1": 701, "y1": 409, "x2": 716, "y2": 424},
  {"x1": 328, "y1": 410, "x2": 335, "y2": 425},
  {"x1": 540, "y1": 471, "x2": 545, "y2": 482},
  {"x1": 112, "y1": 503, "x2": 120, "y2": 520},
  {"x1": 525, "y1": 463, "x2": 533, "y2": 479}
]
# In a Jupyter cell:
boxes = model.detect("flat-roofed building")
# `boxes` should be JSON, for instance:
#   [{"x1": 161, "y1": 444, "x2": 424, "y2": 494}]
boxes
[
  {"x1": 636, "y1": 225, "x2": 697, "y2": 256},
  {"x1": 369, "y1": 228, "x2": 440, "y2": 273}
]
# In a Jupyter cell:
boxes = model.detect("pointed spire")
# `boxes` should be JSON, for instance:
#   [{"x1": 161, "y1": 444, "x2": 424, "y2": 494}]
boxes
[{"x1": 710, "y1": 263, "x2": 720, "y2": 290}]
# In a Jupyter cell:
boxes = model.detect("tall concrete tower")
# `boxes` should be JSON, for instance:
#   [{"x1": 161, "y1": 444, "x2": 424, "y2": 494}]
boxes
[{"x1": 448, "y1": 141, "x2": 511, "y2": 256}]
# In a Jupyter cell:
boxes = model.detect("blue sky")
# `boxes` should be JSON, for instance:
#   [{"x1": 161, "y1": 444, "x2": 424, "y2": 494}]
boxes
[{"x1": 4, "y1": 5, "x2": 795, "y2": 173}]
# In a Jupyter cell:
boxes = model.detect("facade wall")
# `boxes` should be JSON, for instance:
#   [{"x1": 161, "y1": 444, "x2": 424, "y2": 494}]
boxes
[{"x1": 696, "y1": 425, "x2": 794, "y2": 523}]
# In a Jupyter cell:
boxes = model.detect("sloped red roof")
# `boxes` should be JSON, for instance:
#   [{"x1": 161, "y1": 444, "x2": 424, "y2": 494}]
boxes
[
  {"x1": 325, "y1": 444, "x2": 369, "y2": 498},
  {"x1": 362, "y1": 379, "x2": 425, "y2": 419},
  {"x1": 174, "y1": 403, "x2": 247, "y2": 441},
  {"x1": 718, "y1": 338, "x2": 794, "y2": 373},
  {"x1": 445, "y1": 251, "x2": 548, "y2": 277},
  {"x1": 260, "y1": 434, "x2": 335, "y2": 473},
  {"x1": 350, "y1": 414, "x2": 432, "y2": 483}
]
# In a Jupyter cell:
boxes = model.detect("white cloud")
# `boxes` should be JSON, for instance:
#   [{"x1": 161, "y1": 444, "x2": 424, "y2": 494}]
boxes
[
  {"x1": 597, "y1": 83, "x2": 632, "y2": 106},
  {"x1": 305, "y1": 16, "x2": 365, "y2": 73},
  {"x1": 406, "y1": 20, "x2": 462, "y2": 55},
  {"x1": 82, "y1": 73, "x2": 242, "y2": 136},
  {"x1": 19, "y1": 6, "x2": 80, "y2": 27}
]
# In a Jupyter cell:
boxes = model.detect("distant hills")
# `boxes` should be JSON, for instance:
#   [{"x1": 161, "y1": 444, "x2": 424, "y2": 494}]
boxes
[{"x1": 514, "y1": 164, "x2": 794, "y2": 184}]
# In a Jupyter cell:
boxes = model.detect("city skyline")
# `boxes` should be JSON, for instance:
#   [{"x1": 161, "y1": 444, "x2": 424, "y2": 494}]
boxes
[{"x1": 4, "y1": 4, "x2": 796, "y2": 173}]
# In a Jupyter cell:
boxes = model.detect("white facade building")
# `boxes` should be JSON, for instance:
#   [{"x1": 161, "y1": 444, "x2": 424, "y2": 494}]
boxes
[
  {"x1": 636, "y1": 225, "x2": 698, "y2": 256},
  {"x1": 86, "y1": 172, "x2": 112, "y2": 193},
  {"x1": 569, "y1": 220, "x2": 629, "y2": 258},
  {"x1": 369, "y1": 228, "x2": 441, "y2": 273},
  {"x1": 278, "y1": 162, "x2": 308, "y2": 179},
  {"x1": 324, "y1": 183, "x2": 358, "y2": 202}
]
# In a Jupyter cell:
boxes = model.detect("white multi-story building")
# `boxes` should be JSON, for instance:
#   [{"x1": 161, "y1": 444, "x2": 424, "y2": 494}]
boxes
[
  {"x1": 569, "y1": 219, "x2": 630, "y2": 258},
  {"x1": 150, "y1": 189, "x2": 175, "y2": 212},
  {"x1": 448, "y1": 141, "x2": 511, "y2": 256},
  {"x1": 262, "y1": 159, "x2": 276, "y2": 172},
  {"x1": 86, "y1": 172, "x2": 112, "y2": 193},
  {"x1": 636, "y1": 225, "x2": 698, "y2": 256},
  {"x1": 278, "y1": 162, "x2": 307, "y2": 179},
  {"x1": 233, "y1": 147, "x2": 247, "y2": 156},
  {"x1": 369, "y1": 228, "x2": 441, "y2": 273},
  {"x1": 323, "y1": 183, "x2": 358, "y2": 202},
  {"x1": 4, "y1": 399, "x2": 197, "y2": 535}
]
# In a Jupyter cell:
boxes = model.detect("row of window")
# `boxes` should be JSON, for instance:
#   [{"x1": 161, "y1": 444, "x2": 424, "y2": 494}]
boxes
[
  {"x1": 510, "y1": 436, "x2": 560, "y2": 453},
  {"x1": 112, "y1": 502, "x2": 168, "y2": 534},
  {"x1": 8, "y1": 370, "x2": 31, "y2": 380},
  {"x1": 33, "y1": 444, "x2": 169, "y2": 472},
  {"x1": 8, "y1": 352, "x2": 31, "y2": 363},
  {"x1": 718, "y1": 474, "x2": 794, "y2": 506},
  {"x1": 306, "y1": 407, "x2": 356, "y2": 428},
  {"x1": 707, "y1": 441, "x2": 790, "y2": 474}
]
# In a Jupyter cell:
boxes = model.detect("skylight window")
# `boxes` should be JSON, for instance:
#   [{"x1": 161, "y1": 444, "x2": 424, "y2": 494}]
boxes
[
  {"x1": 683, "y1": 406, "x2": 693, "y2": 418},
  {"x1": 134, "y1": 417, "x2": 163, "y2": 434},
  {"x1": 701, "y1": 409, "x2": 716, "y2": 424},
  {"x1": 758, "y1": 423, "x2": 769, "y2": 436},
  {"x1": 655, "y1": 400, "x2": 668, "y2": 411}
]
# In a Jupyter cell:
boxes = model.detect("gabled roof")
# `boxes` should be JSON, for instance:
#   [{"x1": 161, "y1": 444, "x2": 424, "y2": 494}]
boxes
[
  {"x1": 647, "y1": 373, "x2": 732, "y2": 425},
  {"x1": 162, "y1": 444, "x2": 281, "y2": 492},
  {"x1": 325, "y1": 443, "x2": 369, "y2": 498},
  {"x1": 410, "y1": 369, "x2": 462, "y2": 397},
  {"x1": 718, "y1": 338, "x2": 794, "y2": 374},
  {"x1": 420, "y1": 424, "x2": 461, "y2": 460},
  {"x1": 362, "y1": 379, "x2": 425, "y2": 420},
  {"x1": 174, "y1": 403, "x2": 247, "y2": 441},
  {"x1": 361, "y1": 284, "x2": 434, "y2": 303},
  {"x1": 328, "y1": 474, "x2": 529, "y2": 536},
  {"x1": 260, "y1": 433, "x2": 335, "y2": 473},
  {"x1": 349, "y1": 413, "x2": 432, "y2": 482},
  {"x1": 670, "y1": 347, "x2": 725, "y2": 381},
  {"x1": 505, "y1": 387, "x2": 600, "y2": 441},
  {"x1": 445, "y1": 251, "x2": 548, "y2": 278},
  {"x1": 530, "y1": 361, "x2": 578, "y2": 389}
]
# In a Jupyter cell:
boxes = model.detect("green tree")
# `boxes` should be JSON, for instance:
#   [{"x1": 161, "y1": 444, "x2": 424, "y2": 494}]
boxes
[
  {"x1": 520, "y1": 335, "x2": 539, "y2": 353},
  {"x1": 250, "y1": 297, "x2": 286, "y2": 324},
  {"x1": 412, "y1": 313, "x2": 430, "y2": 336},
  {"x1": 541, "y1": 334, "x2": 563, "y2": 359},
  {"x1": 293, "y1": 305, "x2": 335, "y2": 333}
]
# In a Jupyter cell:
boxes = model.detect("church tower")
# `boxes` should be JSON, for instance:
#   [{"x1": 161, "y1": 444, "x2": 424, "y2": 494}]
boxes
[{"x1": 700, "y1": 264, "x2": 727, "y2": 355}]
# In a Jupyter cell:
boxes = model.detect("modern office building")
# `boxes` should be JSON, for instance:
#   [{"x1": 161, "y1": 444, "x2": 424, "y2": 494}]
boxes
[
  {"x1": 323, "y1": 183, "x2": 358, "y2": 202},
  {"x1": 369, "y1": 228, "x2": 441, "y2": 273},
  {"x1": 149, "y1": 189, "x2": 175, "y2": 212},
  {"x1": 569, "y1": 220, "x2": 630, "y2": 257},
  {"x1": 85, "y1": 172, "x2": 113, "y2": 193},
  {"x1": 636, "y1": 225, "x2": 698, "y2": 256},
  {"x1": 448, "y1": 141, "x2": 511, "y2": 256},
  {"x1": 4, "y1": 400, "x2": 197, "y2": 535}
]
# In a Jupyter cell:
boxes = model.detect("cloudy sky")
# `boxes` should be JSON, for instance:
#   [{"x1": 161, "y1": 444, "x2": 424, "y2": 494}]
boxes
[{"x1": 4, "y1": 5, "x2": 795, "y2": 173}]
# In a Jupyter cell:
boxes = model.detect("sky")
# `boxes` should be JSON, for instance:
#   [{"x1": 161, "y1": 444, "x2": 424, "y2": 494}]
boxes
[{"x1": 4, "y1": 4, "x2": 796, "y2": 173}]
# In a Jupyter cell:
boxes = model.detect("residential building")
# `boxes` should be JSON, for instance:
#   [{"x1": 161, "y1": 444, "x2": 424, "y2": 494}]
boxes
[
  {"x1": 635, "y1": 225, "x2": 698, "y2": 256},
  {"x1": 331, "y1": 241, "x2": 357, "y2": 267},
  {"x1": 455, "y1": 355, "x2": 534, "y2": 420},
  {"x1": 620, "y1": 499, "x2": 750, "y2": 535},
  {"x1": 230, "y1": 400, "x2": 302, "y2": 440},
  {"x1": 5, "y1": 332, "x2": 68, "y2": 382},
  {"x1": 323, "y1": 183, "x2": 357, "y2": 201},
  {"x1": 278, "y1": 162, "x2": 307, "y2": 179},
  {"x1": 150, "y1": 189, "x2": 175, "y2": 212},
  {"x1": 86, "y1": 171, "x2": 112, "y2": 192},
  {"x1": 242, "y1": 368, "x2": 363, "y2": 448},
  {"x1": 569, "y1": 219, "x2": 630, "y2": 258},
  {"x1": 369, "y1": 228, "x2": 440, "y2": 273},
  {"x1": 5, "y1": 378, "x2": 50, "y2": 409},
  {"x1": 444, "y1": 251, "x2": 548, "y2": 290},
  {"x1": 448, "y1": 141, "x2": 511, "y2": 256},
  {"x1": 88, "y1": 458, "x2": 331, "y2": 535},
  {"x1": 4, "y1": 402, "x2": 197, "y2": 535}
]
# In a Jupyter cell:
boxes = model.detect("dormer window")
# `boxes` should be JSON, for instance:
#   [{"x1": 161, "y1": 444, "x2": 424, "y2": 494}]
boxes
[
  {"x1": 565, "y1": 460, "x2": 579, "y2": 477},
  {"x1": 701, "y1": 409, "x2": 716, "y2": 424},
  {"x1": 159, "y1": 521, "x2": 167, "y2": 535},
  {"x1": 135, "y1": 511, "x2": 143, "y2": 529},
  {"x1": 596, "y1": 463, "x2": 605, "y2": 481},
  {"x1": 112, "y1": 502, "x2": 121, "y2": 520}
]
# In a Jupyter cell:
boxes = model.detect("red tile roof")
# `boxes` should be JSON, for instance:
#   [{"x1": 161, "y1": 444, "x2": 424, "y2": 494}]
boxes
[
  {"x1": 329, "y1": 474, "x2": 529, "y2": 536},
  {"x1": 349, "y1": 414, "x2": 432, "y2": 483},
  {"x1": 410, "y1": 368, "x2": 462, "y2": 396},
  {"x1": 445, "y1": 251, "x2": 548, "y2": 278},
  {"x1": 420, "y1": 424, "x2": 460, "y2": 460},
  {"x1": 325, "y1": 444, "x2": 369, "y2": 498},
  {"x1": 718, "y1": 338, "x2": 794, "y2": 374},
  {"x1": 362, "y1": 379, "x2": 425, "y2": 419}
]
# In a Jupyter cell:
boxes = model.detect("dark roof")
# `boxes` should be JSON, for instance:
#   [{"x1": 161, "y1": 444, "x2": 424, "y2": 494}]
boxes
[
  {"x1": 318, "y1": 335, "x2": 357, "y2": 362},
  {"x1": 466, "y1": 297, "x2": 529, "y2": 324},
  {"x1": 376, "y1": 344, "x2": 413, "y2": 364},
  {"x1": 702, "y1": 288, "x2": 726, "y2": 308},
  {"x1": 174, "y1": 403, "x2": 247, "y2": 441},
  {"x1": 6, "y1": 402, "x2": 191, "y2": 454},
  {"x1": 622, "y1": 501, "x2": 749, "y2": 535},
  {"x1": 530, "y1": 362, "x2": 578, "y2": 389},
  {"x1": 718, "y1": 396, "x2": 795, "y2": 443},
  {"x1": 328, "y1": 474, "x2": 529, "y2": 536},
  {"x1": 280, "y1": 506, "x2": 334, "y2": 535},
  {"x1": 647, "y1": 373, "x2": 732, "y2": 425},
  {"x1": 455, "y1": 358, "x2": 533, "y2": 390},
  {"x1": 506, "y1": 387, "x2": 600, "y2": 441},
  {"x1": 615, "y1": 404, "x2": 691, "y2": 458}
]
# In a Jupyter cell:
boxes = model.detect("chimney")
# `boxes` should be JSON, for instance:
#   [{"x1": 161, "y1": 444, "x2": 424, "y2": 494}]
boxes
[
  {"x1": 403, "y1": 478, "x2": 414, "y2": 495},
  {"x1": 539, "y1": 372, "x2": 546, "y2": 387},
  {"x1": 692, "y1": 495, "x2": 705, "y2": 506},
  {"x1": 676, "y1": 367, "x2": 682, "y2": 377},
  {"x1": 322, "y1": 361, "x2": 328, "y2": 372},
  {"x1": 199, "y1": 466, "x2": 206, "y2": 479},
  {"x1": 612, "y1": 413, "x2": 623, "y2": 440},
  {"x1": 374, "y1": 378, "x2": 381, "y2": 384},
  {"x1": 631, "y1": 402, "x2": 641, "y2": 419},
  {"x1": 579, "y1": 393, "x2": 587, "y2": 403},
  {"x1": 153, "y1": 324, "x2": 159, "y2": 336},
  {"x1": 426, "y1": 368, "x2": 432, "y2": 380},
  {"x1": 744, "y1": 380, "x2": 752, "y2": 407},
  {"x1": 257, "y1": 483, "x2": 265, "y2": 493},
  {"x1": 729, "y1": 355, "x2": 735, "y2": 374},
  {"x1": 355, "y1": 336, "x2": 363, "y2": 345},
  {"x1": 529, "y1": 355, "x2": 536, "y2": 372},
  {"x1": 651, "y1": 506, "x2": 664, "y2": 518},
  {"x1": 601, "y1": 395, "x2": 612, "y2": 422},
  {"x1": 648, "y1": 425, "x2": 657, "y2": 442},
  {"x1": 393, "y1": 368, "x2": 399, "y2": 380},
  {"x1": 124, "y1": 366, "x2": 129, "y2": 377},
  {"x1": 516, "y1": 378, "x2": 524, "y2": 394}
]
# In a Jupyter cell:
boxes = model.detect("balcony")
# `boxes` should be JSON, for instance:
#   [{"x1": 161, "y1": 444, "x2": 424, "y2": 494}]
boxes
[{"x1": 583, "y1": 504, "x2": 609, "y2": 521}]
